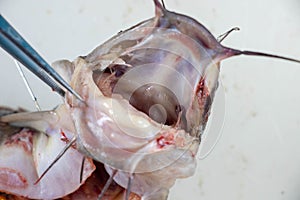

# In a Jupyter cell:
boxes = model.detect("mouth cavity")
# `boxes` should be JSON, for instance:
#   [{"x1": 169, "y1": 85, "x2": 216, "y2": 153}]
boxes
[{"x1": 93, "y1": 65, "x2": 185, "y2": 128}]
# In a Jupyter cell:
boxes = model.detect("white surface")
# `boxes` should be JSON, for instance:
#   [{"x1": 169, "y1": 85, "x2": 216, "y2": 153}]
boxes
[{"x1": 0, "y1": 0, "x2": 300, "y2": 200}]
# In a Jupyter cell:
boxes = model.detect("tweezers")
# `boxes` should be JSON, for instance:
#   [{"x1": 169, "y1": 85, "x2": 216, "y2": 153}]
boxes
[{"x1": 0, "y1": 14, "x2": 83, "y2": 101}]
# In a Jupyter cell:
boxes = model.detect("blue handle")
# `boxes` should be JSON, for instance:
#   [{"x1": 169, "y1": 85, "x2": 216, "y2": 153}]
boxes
[{"x1": 0, "y1": 15, "x2": 83, "y2": 101}]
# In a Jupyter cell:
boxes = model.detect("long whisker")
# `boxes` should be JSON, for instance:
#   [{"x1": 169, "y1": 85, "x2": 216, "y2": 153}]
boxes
[
  {"x1": 125, "y1": 174, "x2": 134, "y2": 200},
  {"x1": 161, "y1": 0, "x2": 166, "y2": 8},
  {"x1": 217, "y1": 27, "x2": 240, "y2": 43},
  {"x1": 97, "y1": 169, "x2": 117, "y2": 200},
  {"x1": 79, "y1": 156, "x2": 85, "y2": 184},
  {"x1": 34, "y1": 136, "x2": 77, "y2": 184},
  {"x1": 225, "y1": 48, "x2": 300, "y2": 64},
  {"x1": 15, "y1": 60, "x2": 41, "y2": 111},
  {"x1": 240, "y1": 50, "x2": 300, "y2": 63}
]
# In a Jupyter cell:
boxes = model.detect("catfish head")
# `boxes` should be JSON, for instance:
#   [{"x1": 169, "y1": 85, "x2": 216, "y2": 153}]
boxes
[
  {"x1": 49, "y1": 1, "x2": 232, "y2": 198},
  {"x1": 57, "y1": 0, "x2": 299, "y2": 199},
  {"x1": 65, "y1": 1, "x2": 224, "y2": 169},
  {"x1": 1, "y1": 1, "x2": 299, "y2": 199}
]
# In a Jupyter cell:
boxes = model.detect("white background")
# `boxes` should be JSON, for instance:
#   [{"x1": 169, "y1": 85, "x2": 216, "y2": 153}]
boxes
[{"x1": 0, "y1": 0, "x2": 300, "y2": 199}]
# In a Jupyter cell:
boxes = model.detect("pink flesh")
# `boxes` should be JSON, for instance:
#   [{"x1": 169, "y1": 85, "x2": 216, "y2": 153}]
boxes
[
  {"x1": 0, "y1": 168, "x2": 28, "y2": 188},
  {"x1": 0, "y1": 124, "x2": 95, "y2": 199}
]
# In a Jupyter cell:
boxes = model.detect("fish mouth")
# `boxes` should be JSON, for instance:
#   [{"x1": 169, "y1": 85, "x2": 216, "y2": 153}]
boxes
[
  {"x1": 88, "y1": 10, "x2": 222, "y2": 138},
  {"x1": 92, "y1": 54, "x2": 213, "y2": 135},
  {"x1": 93, "y1": 67, "x2": 182, "y2": 126}
]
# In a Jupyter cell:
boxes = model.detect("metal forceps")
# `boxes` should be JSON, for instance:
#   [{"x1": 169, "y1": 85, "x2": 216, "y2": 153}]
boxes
[{"x1": 0, "y1": 14, "x2": 83, "y2": 101}]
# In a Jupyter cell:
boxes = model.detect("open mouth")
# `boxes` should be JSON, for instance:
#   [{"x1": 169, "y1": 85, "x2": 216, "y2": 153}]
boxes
[
  {"x1": 93, "y1": 66, "x2": 182, "y2": 127},
  {"x1": 91, "y1": 44, "x2": 215, "y2": 136}
]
